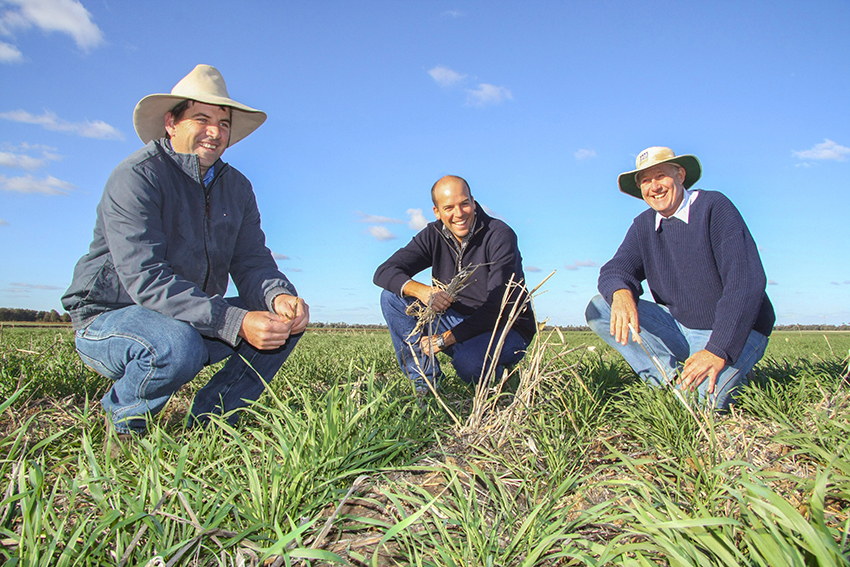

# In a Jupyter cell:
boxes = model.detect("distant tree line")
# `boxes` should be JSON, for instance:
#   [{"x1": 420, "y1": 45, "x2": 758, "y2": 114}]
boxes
[
  {"x1": 1, "y1": 308, "x2": 847, "y2": 332},
  {"x1": 0, "y1": 308, "x2": 71, "y2": 323},
  {"x1": 774, "y1": 324, "x2": 850, "y2": 331},
  {"x1": 309, "y1": 322, "x2": 388, "y2": 329}
]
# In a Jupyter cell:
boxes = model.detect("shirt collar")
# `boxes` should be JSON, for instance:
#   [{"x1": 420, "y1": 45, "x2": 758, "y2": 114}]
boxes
[
  {"x1": 203, "y1": 165, "x2": 215, "y2": 186},
  {"x1": 655, "y1": 189, "x2": 699, "y2": 231},
  {"x1": 441, "y1": 210, "x2": 478, "y2": 251}
]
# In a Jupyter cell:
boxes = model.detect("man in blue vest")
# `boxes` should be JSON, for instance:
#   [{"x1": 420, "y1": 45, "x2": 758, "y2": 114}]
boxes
[{"x1": 586, "y1": 147, "x2": 774, "y2": 409}]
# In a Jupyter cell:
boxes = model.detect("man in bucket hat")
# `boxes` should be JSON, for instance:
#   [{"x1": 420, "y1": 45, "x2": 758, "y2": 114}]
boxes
[
  {"x1": 585, "y1": 147, "x2": 774, "y2": 410},
  {"x1": 62, "y1": 65, "x2": 309, "y2": 438}
]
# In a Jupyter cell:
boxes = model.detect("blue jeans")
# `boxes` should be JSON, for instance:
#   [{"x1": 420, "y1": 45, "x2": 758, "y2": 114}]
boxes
[
  {"x1": 75, "y1": 299, "x2": 301, "y2": 433},
  {"x1": 585, "y1": 294, "x2": 768, "y2": 410},
  {"x1": 380, "y1": 290, "x2": 529, "y2": 386}
]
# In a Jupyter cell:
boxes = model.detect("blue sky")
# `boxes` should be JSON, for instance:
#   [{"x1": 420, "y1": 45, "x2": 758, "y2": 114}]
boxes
[{"x1": 1, "y1": 0, "x2": 848, "y2": 326}]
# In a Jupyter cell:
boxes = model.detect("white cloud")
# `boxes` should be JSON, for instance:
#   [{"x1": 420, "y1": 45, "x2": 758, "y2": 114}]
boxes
[
  {"x1": 0, "y1": 144, "x2": 59, "y2": 169},
  {"x1": 0, "y1": 109, "x2": 123, "y2": 139},
  {"x1": 525, "y1": 265, "x2": 542, "y2": 273},
  {"x1": 367, "y1": 226, "x2": 396, "y2": 241},
  {"x1": 465, "y1": 83, "x2": 513, "y2": 107},
  {"x1": 271, "y1": 252, "x2": 289, "y2": 260},
  {"x1": 356, "y1": 211, "x2": 403, "y2": 224},
  {"x1": 575, "y1": 148, "x2": 597, "y2": 161},
  {"x1": 565, "y1": 259, "x2": 598, "y2": 270},
  {"x1": 0, "y1": 218, "x2": 8, "y2": 226},
  {"x1": 0, "y1": 150, "x2": 48, "y2": 169},
  {"x1": 441, "y1": 10, "x2": 463, "y2": 18},
  {"x1": 0, "y1": 40, "x2": 22, "y2": 62},
  {"x1": 406, "y1": 208, "x2": 429, "y2": 231},
  {"x1": 428, "y1": 65, "x2": 466, "y2": 88},
  {"x1": 768, "y1": 280, "x2": 778, "y2": 285},
  {"x1": 792, "y1": 139, "x2": 850, "y2": 161},
  {"x1": 0, "y1": 173, "x2": 75, "y2": 194},
  {"x1": 10, "y1": 281, "x2": 62, "y2": 290},
  {"x1": 0, "y1": 0, "x2": 104, "y2": 51}
]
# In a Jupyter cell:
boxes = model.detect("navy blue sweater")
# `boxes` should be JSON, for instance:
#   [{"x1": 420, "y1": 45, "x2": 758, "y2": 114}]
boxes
[
  {"x1": 598, "y1": 190, "x2": 774, "y2": 365},
  {"x1": 374, "y1": 204, "x2": 536, "y2": 344}
]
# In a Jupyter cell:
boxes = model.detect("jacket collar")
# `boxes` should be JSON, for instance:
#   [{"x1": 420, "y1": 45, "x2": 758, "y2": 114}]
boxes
[{"x1": 156, "y1": 138, "x2": 225, "y2": 184}]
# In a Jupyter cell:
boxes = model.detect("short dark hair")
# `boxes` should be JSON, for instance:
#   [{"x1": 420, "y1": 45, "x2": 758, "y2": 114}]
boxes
[
  {"x1": 431, "y1": 175, "x2": 471, "y2": 206},
  {"x1": 168, "y1": 99, "x2": 193, "y2": 123}
]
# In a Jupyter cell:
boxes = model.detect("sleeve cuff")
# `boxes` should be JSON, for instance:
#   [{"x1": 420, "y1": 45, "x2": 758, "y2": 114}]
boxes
[
  {"x1": 266, "y1": 284, "x2": 298, "y2": 313},
  {"x1": 705, "y1": 342, "x2": 731, "y2": 365},
  {"x1": 221, "y1": 305, "x2": 249, "y2": 347}
]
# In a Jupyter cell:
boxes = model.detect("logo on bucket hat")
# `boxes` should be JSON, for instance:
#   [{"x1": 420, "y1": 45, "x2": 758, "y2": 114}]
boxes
[{"x1": 617, "y1": 146, "x2": 702, "y2": 199}]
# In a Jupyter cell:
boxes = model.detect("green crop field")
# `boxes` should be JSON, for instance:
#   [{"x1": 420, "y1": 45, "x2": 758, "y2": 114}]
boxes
[{"x1": 1, "y1": 326, "x2": 848, "y2": 566}]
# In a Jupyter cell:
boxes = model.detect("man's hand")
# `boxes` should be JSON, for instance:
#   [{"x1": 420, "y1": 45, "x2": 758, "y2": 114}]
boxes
[
  {"x1": 678, "y1": 349, "x2": 726, "y2": 393},
  {"x1": 239, "y1": 295, "x2": 310, "y2": 350},
  {"x1": 427, "y1": 290, "x2": 452, "y2": 312},
  {"x1": 273, "y1": 294, "x2": 310, "y2": 335},
  {"x1": 403, "y1": 281, "x2": 453, "y2": 313},
  {"x1": 610, "y1": 289, "x2": 639, "y2": 345},
  {"x1": 239, "y1": 311, "x2": 295, "y2": 350},
  {"x1": 419, "y1": 331, "x2": 456, "y2": 355}
]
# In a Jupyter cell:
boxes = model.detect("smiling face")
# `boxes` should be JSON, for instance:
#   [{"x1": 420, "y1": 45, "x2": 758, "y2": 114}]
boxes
[
  {"x1": 432, "y1": 176, "x2": 475, "y2": 242},
  {"x1": 164, "y1": 101, "x2": 232, "y2": 175},
  {"x1": 637, "y1": 163, "x2": 687, "y2": 217}
]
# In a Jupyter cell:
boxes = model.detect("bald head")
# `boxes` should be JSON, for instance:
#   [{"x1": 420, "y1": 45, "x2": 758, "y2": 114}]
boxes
[{"x1": 431, "y1": 175, "x2": 471, "y2": 206}]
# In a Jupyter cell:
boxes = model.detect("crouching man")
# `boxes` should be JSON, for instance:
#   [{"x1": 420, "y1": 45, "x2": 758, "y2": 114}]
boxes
[
  {"x1": 374, "y1": 175, "x2": 536, "y2": 392},
  {"x1": 586, "y1": 147, "x2": 774, "y2": 410},
  {"x1": 62, "y1": 65, "x2": 308, "y2": 435}
]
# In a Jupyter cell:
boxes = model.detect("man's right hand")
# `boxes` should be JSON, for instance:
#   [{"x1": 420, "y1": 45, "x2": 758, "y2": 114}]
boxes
[
  {"x1": 403, "y1": 281, "x2": 453, "y2": 312},
  {"x1": 610, "y1": 289, "x2": 639, "y2": 345},
  {"x1": 239, "y1": 311, "x2": 296, "y2": 350}
]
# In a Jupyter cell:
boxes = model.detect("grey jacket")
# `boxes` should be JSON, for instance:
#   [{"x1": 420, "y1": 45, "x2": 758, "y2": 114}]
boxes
[{"x1": 61, "y1": 139, "x2": 295, "y2": 346}]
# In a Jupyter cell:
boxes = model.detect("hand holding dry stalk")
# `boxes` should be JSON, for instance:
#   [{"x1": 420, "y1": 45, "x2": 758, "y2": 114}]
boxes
[
  {"x1": 273, "y1": 294, "x2": 310, "y2": 333},
  {"x1": 427, "y1": 289, "x2": 453, "y2": 312},
  {"x1": 419, "y1": 331, "x2": 455, "y2": 355},
  {"x1": 404, "y1": 263, "x2": 482, "y2": 339}
]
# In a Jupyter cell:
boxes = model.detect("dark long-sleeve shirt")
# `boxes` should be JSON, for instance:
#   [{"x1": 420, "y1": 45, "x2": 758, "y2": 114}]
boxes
[
  {"x1": 374, "y1": 203, "x2": 536, "y2": 343},
  {"x1": 598, "y1": 190, "x2": 774, "y2": 364}
]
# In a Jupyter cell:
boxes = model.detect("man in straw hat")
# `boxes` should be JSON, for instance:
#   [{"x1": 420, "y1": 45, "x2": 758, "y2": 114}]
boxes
[
  {"x1": 62, "y1": 65, "x2": 308, "y2": 437},
  {"x1": 374, "y1": 175, "x2": 536, "y2": 392},
  {"x1": 585, "y1": 147, "x2": 774, "y2": 410}
]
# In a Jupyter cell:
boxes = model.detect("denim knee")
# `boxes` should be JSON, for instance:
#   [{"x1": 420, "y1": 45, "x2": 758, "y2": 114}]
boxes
[
  {"x1": 451, "y1": 354, "x2": 485, "y2": 384},
  {"x1": 154, "y1": 323, "x2": 207, "y2": 383},
  {"x1": 585, "y1": 295, "x2": 610, "y2": 333}
]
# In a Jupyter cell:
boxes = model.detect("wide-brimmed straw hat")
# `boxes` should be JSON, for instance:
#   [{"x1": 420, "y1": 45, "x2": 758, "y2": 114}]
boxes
[
  {"x1": 617, "y1": 146, "x2": 702, "y2": 199},
  {"x1": 133, "y1": 64, "x2": 267, "y2": 146}
]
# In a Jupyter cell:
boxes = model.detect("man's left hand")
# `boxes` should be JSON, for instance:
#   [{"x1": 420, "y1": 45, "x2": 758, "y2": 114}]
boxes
[
  {"x1": 678, "y1": 349, "x2": 726, "y2": 393},
  {"x1": 419, "y1": 331, "x2": 456, "y2": 355},
  {"x1": 273, "y1": 294, "x2": 310, "y2": 335}
]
